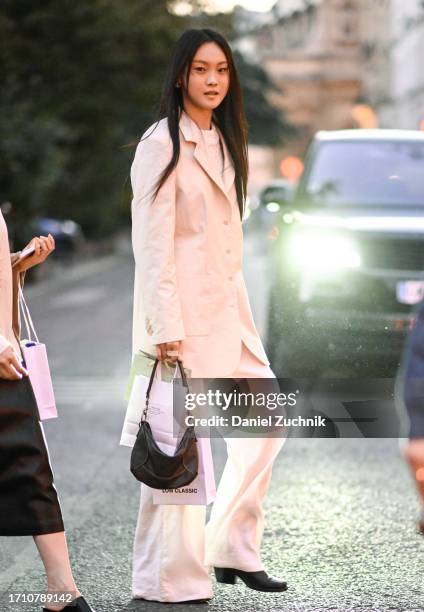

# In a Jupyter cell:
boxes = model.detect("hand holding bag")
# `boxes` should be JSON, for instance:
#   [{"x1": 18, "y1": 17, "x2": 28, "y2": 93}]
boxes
[
  {"x1": 19, "y1": 287, "x2": 57, "y2": 420},
  {"x1": 120, "y1": 352, "x2": 190, "y2": 448},
  {"x1": 130, "y1": 358, "x2": 198, "y2": 489},
  {"x1": 124, "y1": 349, "x2": 191, "y2": 402}
]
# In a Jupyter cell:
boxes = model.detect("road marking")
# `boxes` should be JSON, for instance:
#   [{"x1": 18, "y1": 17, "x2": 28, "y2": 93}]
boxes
[
  {"x1": 52, "y1": 377, "x2": 125, "y2": 404},
  {"x1": 50, "y1": 287, "x2": 107, "y2": 309},
  {"x1": 26, "y1": 254, "x2": 127, "y2": 300}
]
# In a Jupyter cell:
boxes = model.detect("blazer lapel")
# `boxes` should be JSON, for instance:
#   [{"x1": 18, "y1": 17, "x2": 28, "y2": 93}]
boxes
[{"x1": 179, "y1": 110, "x2": 235, "y2": 200}]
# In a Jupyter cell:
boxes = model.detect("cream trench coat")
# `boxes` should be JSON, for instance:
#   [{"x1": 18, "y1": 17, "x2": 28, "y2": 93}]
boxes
[{"x1": 131, "y1": 110, "x2": 269, "y2": 378}]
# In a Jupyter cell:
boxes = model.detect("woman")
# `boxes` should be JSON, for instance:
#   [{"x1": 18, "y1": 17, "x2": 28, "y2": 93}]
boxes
[
  {"x1": 130, "y1": 28, "x2": 287, "y2": 603},
  {"x1": 0, "y1": 210, "x2": 93, "y2": 612}
]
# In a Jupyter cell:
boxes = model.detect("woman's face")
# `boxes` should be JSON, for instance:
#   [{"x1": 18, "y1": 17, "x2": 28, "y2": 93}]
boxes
[{"x1": 181, "y1": 42, "x2": 230, "y2": 112}]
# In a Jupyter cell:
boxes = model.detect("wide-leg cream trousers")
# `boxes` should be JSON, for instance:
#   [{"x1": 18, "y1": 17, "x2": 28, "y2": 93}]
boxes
[{"x1": 132, "y1": 342, "x2": 286, "y2": 602}]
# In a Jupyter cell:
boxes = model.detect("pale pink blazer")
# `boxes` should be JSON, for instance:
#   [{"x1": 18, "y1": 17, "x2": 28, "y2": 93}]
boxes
[
  {"x1": 0, "y1": 211, "x2": 22, "y2": 356},
  {"x1": 131, "y1": 110, "x2": 269, "y2": 378}
]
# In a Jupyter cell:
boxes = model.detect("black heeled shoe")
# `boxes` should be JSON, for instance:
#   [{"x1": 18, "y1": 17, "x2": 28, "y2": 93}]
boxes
[
  {"x1": 214, "y1": 567, "x2": 288, "y2": 592},
  {"x1": 43, "y1": 595, "x2": 94, "y2": 612}
]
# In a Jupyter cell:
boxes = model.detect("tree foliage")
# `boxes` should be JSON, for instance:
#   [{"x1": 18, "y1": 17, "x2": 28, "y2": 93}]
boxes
[
  {"x1": 0, "y1": 0, "x2": 292, "y2": 236},
  {"x1": 234, "y1": 51, "x2": 295, "y2": 146}
]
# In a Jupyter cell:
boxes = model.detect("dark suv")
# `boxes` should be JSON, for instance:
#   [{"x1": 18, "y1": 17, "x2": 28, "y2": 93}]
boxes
[{"x1": 266, "y1": 129, "x2": 424, "y2": 377}]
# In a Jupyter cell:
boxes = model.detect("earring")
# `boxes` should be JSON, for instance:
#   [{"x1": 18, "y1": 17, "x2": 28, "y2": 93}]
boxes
[{"x1": 175, "y1": 82, "x2": 181, "y2": 88}]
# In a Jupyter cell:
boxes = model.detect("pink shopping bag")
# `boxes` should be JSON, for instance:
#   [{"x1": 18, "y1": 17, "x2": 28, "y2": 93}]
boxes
[
  {"x1": 19, "y1": 288, "x2": 57, "y2": 420},
  {"x1": 152, "y1": 436, "x2": 216, "y2": 506}
]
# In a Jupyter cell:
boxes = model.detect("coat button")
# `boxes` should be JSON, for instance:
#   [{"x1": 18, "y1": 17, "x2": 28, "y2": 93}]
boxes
[
  {"x1": 223, "y1": 220, "x2": 229, "y2": 225},
  {"x1": 226, "y1": 248, "x2": 231, "y2": 254},
  {"x1": 228, "y1": 276, "x2": 233, "y2": 281}
]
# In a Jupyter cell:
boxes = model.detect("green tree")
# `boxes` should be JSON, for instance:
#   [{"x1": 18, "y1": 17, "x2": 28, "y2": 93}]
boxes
[
  {"x1": 0, "y1": 1, "x2": 293, "y2": 238},
  {"x1": 234, "y1": 50, "x2": 295, "y2": 146},
  {"x1": 0, "y1": 0, "x2": 182, "y2": 237}
]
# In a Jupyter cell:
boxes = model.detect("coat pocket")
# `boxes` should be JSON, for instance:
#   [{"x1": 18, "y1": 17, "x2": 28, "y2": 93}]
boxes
[{"x1": 177, "y1": 273, "x2": 211, "y2": 336}]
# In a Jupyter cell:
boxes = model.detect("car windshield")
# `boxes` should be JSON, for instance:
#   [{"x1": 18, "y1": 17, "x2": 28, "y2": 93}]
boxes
[{"x1": 303, "y1": 140, "x2": 424, "y2": 206}]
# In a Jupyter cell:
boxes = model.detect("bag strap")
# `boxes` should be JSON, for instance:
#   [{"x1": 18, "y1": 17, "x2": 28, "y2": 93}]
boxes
[
  {"x1": 142, "y1": 358, "x2": 188, "y2": 421},
  {"x1": 19, "y1": 286, "x2": 39, "y2": 343},
  {"x1": 172, "y1": 358, "x2": 189, "y2": 388}
]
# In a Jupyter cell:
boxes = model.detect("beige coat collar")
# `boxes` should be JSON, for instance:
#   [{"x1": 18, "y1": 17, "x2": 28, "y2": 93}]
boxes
[{"x1": 179, "y1": 109, "x2": 235, "y2": 200}]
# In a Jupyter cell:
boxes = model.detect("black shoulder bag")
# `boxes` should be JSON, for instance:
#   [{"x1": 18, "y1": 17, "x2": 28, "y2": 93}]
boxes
[{"x1": 130, "y1": 358, "x2": 198, "y2": 489}]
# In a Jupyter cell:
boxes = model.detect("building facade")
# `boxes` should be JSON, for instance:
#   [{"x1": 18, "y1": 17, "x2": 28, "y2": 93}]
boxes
[
  {"x1": 358, "y1": 0, "x2": 391, "y2": 118},
  {"x1": 381, "y1": 0, "x2": 424, "y2": 129},
  {"x1": 240, "y1": 0, "x2": 363, "y2": 157},
  {"x1": 236, "y1": 0, "x2": 424, "y2": 186}
]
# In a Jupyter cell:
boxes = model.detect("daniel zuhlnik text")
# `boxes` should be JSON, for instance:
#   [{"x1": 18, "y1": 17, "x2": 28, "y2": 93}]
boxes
[{"x1": 185, "y1": 415, "x2": 326, "y2": 428}]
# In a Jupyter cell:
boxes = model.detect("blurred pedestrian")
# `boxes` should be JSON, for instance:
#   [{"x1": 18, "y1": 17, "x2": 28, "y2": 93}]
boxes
[
  {"x1": 399, "y1": 297, "x2": 424, "y2": 534},
  {"x1": 129, "y1": 28, "x2": 287, "y2": 603},
  {"x1": 0, "y1": 210, "x2": 94, "y2": 612}
]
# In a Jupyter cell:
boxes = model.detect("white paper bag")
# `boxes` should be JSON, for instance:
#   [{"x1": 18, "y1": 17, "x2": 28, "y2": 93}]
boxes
[{"x1": 120, "y1": 361, "x2": 187, "y2": 448}]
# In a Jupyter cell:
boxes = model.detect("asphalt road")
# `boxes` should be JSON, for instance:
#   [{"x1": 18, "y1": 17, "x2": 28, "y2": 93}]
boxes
[{"x1": 0, "y1": 238, "x2": 423, "y2": 612}]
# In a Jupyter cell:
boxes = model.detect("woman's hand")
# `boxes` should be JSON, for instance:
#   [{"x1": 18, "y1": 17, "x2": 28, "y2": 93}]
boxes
[
  {"x1": 156, "y1": 341, "x2": 182, "y2": 364},
  {"x1": 0, "y1": 346, "x2": 28, "y2": 380},
  {"x1": 15, "y1": 234, "x2": 55, "y2": 273}
]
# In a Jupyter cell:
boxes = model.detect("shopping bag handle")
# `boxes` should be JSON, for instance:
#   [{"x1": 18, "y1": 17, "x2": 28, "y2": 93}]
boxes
[
  {"x1": 19, "y1": 286, "x2": 39, "y2": 344},
  {"x1": 142, "y1": 358, "x2": 189, "y2": 421}
]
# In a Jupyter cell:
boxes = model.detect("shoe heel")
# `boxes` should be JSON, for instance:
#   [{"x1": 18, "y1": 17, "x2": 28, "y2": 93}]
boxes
[{"x1": 214, "y1": 567, "x2": 236, "y2": 584}]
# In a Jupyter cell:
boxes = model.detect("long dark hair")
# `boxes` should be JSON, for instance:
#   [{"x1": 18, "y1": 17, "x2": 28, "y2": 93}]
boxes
[{"x1": 151, "y1": 28, "x2": 248, "y2": 220}]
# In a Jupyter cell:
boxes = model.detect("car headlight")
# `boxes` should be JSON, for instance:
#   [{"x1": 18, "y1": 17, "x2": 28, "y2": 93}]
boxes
[
  {"x1": 289, "y1": 231, "x2": 361, "y2": 273},
  {"x1": 265, "y1": 201, "x2": 281, "y2": 213}
]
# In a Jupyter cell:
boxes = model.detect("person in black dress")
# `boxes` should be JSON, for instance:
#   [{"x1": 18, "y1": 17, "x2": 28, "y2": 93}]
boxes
[{"x1": 0, "y1": 210, "x2": 93, "y2": 611}]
